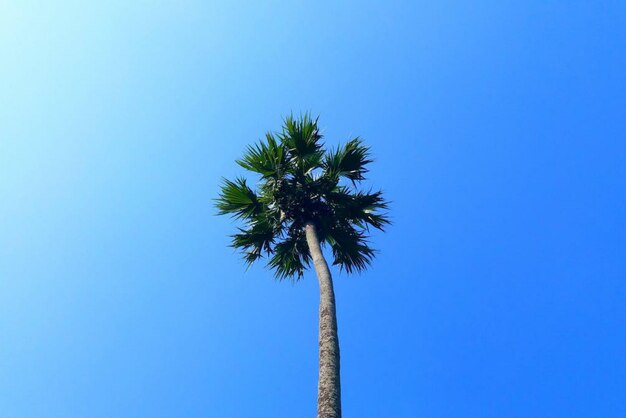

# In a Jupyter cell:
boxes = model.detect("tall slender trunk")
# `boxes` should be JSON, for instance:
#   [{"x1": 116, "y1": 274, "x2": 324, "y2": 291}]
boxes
[{"x1": 305, "y1": 222, "x2": 342, "y2": 418}]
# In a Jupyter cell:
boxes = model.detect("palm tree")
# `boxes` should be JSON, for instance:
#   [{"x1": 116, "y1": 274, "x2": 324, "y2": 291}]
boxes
[{"x1": 216, "y1": 115, "x2": 389, "y2": 418}]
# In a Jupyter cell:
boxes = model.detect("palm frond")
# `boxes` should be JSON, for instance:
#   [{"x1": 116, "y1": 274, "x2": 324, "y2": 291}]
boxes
[
  {"x1": 326, "y1": 188, "x2": 390, "y2": 231},
  {"x1": 231, "y1": 215, "x2": 277, "y2": 266},
  {"x1": 267, "y1": 231, "x2": 311, "y2": 280},
  {"x1": 280, "y1": 114, "x2": 323, "y2": 160},
  {"x1": 215, "y1": 177, "x2": 261, "y2": 219},
  {"x1": 326, "y1": 222, "x2": 376, "y2": 274},
  {"x1": 236, "y1": 133, "x2": 286, "y2": 178},
  {"x1": 323, "y1": 138, "x2": 372, "y2": 182}
]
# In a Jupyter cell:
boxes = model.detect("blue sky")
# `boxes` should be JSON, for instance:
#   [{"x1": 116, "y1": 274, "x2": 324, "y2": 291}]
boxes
[{"x1": 1, "y1": 1, "x2": 625, "y2": 417}]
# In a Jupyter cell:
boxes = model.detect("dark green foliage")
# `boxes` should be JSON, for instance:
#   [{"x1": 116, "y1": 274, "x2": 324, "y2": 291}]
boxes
[
  {"x1": 216, "y1": 114, "x2": 390, "y2": 279},
  {"x1": 215, "y1": 177, "x2": 261, "y2": 219},
  {"x1": 324, "y1": 138, "x2": 372, "y2": 182}
]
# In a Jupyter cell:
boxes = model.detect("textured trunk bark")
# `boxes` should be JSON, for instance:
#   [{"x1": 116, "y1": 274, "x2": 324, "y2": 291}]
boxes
[{"x1": 305, "y1": 222, "x2": 342, "y2": 418}]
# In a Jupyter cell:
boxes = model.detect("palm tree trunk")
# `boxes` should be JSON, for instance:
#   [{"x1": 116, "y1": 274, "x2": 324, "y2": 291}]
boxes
[{"x1": 305, "y1": 222, "x2": 342, "y2": 418}]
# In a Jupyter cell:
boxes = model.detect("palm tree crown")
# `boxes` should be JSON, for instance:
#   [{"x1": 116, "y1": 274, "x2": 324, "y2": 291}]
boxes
[{"x1": 216, "y1": 114, "x2": 389, "y2": 279}]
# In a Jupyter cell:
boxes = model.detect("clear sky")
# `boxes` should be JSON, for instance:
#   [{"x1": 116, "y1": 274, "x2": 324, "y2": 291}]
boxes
[{"x1": 1, "y1": 1, "x2": 625, "y2": 417}]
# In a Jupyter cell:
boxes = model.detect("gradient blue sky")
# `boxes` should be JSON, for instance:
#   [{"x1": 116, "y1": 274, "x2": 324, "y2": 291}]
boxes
[{"x1": 1, "y1": 1, "x2": 625, "y2": 417}]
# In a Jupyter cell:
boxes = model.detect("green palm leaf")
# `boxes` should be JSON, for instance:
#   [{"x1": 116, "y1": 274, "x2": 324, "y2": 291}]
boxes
[
  {"x1": 215, "y1": 177, "x2": 261, "y2": 220},
  {"x1": 236, "y1": 133, "x2": 286, "y2": 178},
  {"x1": 326, "y1": 188, "x2": 390, "y2": 231},
  {"x1": 267, "y1": 232, "x2": 311, "y2": 279},
  {"x1": 326, "y1": 221, "x2": 375, "y2": 274},
  {"x1": 280, "y1": 114, "x2": 323, "y2": 161},
  {"x1": 324, "y1": 138, "x2": 372, "y2": 182},
  {"x1": 230, "y1": 214, "x2": 278, "y2": 265}
]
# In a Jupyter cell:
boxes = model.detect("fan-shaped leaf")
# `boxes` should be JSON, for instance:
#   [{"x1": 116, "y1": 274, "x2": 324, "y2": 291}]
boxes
[
  {"x1": 280, "y1": 114, "x2": 323, "y2": 161},
  {"x1": 324, "y1": 138, "x2": 372, "y2": 182},
  {"x1": 267, "y1": 232, "x2": 311, "y2": 280},
  {"x1": 215, "y1": 177, "x2": 261, "y2": 219},
  {"x1": 326, "y1": 222, "x2": 375, "y2": 274},
  {"x1": 236, "y1": 133, "x2": 286, "y2": 178}
]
